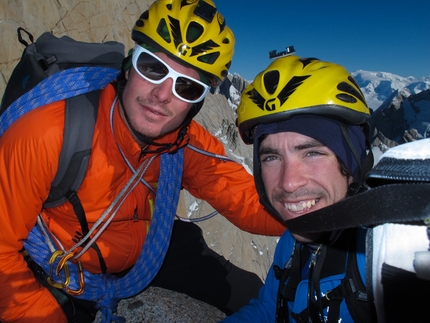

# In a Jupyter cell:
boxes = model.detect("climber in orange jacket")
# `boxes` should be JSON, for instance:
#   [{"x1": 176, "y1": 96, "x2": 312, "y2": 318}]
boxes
[{"x1": 0, "y1": 1, "x2": 285, "y2": 322}]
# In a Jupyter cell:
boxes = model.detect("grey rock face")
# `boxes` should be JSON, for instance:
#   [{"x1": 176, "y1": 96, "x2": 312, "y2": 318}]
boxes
[
  {"x1": 94, "y1": 287, "x2": 226, "y2": 323},
  {"x1": 370, "y1": 89, "x2": 430, "y2": 152}
]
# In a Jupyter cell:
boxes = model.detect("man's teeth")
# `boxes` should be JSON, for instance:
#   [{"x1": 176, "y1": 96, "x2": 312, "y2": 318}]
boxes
[{"x1": 284, "y1": 200, "x2": 316, "y2": 212}]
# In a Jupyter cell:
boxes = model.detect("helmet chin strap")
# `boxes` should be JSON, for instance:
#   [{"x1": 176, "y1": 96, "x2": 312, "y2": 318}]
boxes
[{"x1": 116, "y1": 82, "x2": 202, "y2": 155}]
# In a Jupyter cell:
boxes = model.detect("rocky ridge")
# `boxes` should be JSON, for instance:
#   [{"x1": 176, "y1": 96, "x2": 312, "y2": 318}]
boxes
[{"x1": 370, "y1": 89, "x2": 430, "y2": 152}]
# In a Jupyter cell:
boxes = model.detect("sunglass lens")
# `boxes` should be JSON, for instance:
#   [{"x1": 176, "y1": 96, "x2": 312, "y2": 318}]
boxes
[
  {"x1": 136, "y1": 53, "x2": 168, "y2": 81},
  {"x1": 175, "y1": 77, "x2": 205, "y2": 101}
]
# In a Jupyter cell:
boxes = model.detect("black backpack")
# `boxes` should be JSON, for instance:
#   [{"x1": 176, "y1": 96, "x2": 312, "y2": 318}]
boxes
[{"x1": 0, "y1": 28, "x2": 125, "y2": 272}]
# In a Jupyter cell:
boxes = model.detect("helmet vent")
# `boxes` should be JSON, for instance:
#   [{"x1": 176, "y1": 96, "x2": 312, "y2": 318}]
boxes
[
  {"x1": 348, "y1": 76, "x2": 362, "y2": 92},
  {"x1": 156, "y1": 18, "x2": 172, "y2": 43},
  {"x1": 337, "y1": 81, "x2": 366, "y2": 105},
  {"x1": 263, "y1": 71, "x2": 280, "y2": 95},
  {"x1": 336, "y1": 93, "x2": 358, "y2": 103},
  {"x1": 139, "y1": 10, "x2": 149, "y2": 20},
  {"x1": 197, "y1": 52, "x2": 220, "y2": 65},
  {"x1": 187, "y1": 22, "x2": 204, "y2": 43}
]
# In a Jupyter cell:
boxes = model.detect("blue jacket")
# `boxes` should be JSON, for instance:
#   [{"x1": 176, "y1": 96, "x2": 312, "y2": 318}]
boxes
[{"x1": 221, "y1": 228, "x2": 367, "y2": 323}]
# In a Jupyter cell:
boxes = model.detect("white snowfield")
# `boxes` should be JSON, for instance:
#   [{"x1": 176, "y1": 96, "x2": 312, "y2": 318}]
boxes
[{"x1": 375, "y1": 138, "x2": 430, "y2": 161}]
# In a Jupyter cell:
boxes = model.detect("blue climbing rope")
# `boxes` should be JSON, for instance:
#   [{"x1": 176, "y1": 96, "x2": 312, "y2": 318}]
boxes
[
  {"x1": 0, "y1": 66, "x2": 119, "y2": 135},
  {"x1": 24, "y1": 148, "x2": 184, "y2": 322}
]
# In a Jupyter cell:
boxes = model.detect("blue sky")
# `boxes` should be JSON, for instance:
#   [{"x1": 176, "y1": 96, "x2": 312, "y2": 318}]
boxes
[{"x1": 215, "y1": 0, "x2": 430, "y2": 80}]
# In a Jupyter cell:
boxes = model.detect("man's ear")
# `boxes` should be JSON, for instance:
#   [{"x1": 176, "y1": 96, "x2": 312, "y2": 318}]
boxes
[{"x1": 125, "y1": 69, "x2": 130, "y2": 80}]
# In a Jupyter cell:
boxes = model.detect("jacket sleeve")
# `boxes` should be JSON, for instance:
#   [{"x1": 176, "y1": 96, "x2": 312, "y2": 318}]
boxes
[
  {"x1": 183, "y1": 122, "x2": 286, "y2": 236},
  {"x1": 219, "y1": 232, "x2": 294, "y2": 322},
  {"x1": 0, "y1": 103, "x2": 67, "y2": 322}
]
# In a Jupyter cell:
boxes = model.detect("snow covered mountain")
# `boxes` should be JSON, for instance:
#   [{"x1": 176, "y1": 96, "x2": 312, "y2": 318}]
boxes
[
  {"x1": 220, "y1": 70, "x2": 430, "y2": 113},
  {"x1": 348, "y1": 71, "x2": 430, "y2": 153},
  {"x1": 351, "y1": 70, "x2": 430, "y2": 111}
]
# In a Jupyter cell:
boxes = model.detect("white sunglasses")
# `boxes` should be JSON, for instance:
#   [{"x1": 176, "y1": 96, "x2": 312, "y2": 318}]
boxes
[{"x1": 131, "y1": 45, "x2": 210, "y2": 103}]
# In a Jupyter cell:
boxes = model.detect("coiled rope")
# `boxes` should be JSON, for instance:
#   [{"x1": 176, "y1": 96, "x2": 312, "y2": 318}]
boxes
[{"x1": 24, "y1": 148, "x2": 183, "y2": 322}]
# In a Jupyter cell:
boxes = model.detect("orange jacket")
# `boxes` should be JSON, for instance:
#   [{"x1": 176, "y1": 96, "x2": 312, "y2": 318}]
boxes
[{"x1": 0, "y1": 84, "x2": 285, "y2": 322}]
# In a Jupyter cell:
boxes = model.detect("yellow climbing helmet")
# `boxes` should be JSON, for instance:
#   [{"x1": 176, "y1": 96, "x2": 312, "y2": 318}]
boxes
[
  {"x1": 237, "y1": 55, "x2": 370, "y2": 144},
  {"x1": 132, "y1": 0, "x2": 235, "y2": 87}
]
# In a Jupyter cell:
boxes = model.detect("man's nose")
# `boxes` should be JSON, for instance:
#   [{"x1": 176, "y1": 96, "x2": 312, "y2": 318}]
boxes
[
  {"x1": 151, "y1": 78, "x2": 174, "y2": 103},
  {"x1": 278, "y1": 161, "x2": 308, "y2": 193}
]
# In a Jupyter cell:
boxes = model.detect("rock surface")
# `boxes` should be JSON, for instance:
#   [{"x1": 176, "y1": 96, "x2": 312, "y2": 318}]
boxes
[
  {"x1": 93, "y1": 287, "x2": 226, "y2": 323},
  {"x1": 370, "y1": 89, "x2": 430, "y2": 152}
]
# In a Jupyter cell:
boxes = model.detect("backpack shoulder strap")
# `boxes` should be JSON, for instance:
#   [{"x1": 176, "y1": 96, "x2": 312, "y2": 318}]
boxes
[
  {"x1": 318, "y1": 229, "x2": 377, "y2": 323},
  {"x1": 43, "y1": 90, "x2": 99, "y2": 207},
  {"x1": 343, "y1": 229, "x2": 377, "y2": 322},
  {"x1": 42, "y1": 90, "x2": 108, "y2": 273}
]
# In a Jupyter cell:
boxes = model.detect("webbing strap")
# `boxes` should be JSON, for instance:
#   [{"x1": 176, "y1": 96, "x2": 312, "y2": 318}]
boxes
[
  {"x1": 67, "y1": 189, "x2": 107, "y2": 274},
  {"x1": 285, "y1": 183, "x2": 430, "y2": 234}
]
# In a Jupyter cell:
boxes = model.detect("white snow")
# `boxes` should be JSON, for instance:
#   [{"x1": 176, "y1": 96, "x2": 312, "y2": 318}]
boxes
[
  {"x1": 351, "y1": 70, "x2": 430, "y2": 110},
  {"x1": 187, "y1": 201, "x2": 199, "y2": 218},
  {"x1": 229, "y1": 151, "x2": 253, "y2": 174},
  {"x1": 376, "y1": 138, "x2": 430, "y2": 162}
]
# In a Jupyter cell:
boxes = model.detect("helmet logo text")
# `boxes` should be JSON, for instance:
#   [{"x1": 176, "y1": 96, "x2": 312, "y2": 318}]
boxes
[
  {"x1": 247, "y1": 75, "x2": 311, "y2": 112},
  {"x1": 265, "y1": 98, "x2": 278, "y2": 111},
  {"x1": 179, "y1": 44, "x2": 191, "y2": 56}
]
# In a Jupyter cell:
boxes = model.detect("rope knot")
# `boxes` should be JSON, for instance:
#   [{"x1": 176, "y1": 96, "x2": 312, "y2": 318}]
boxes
[{"x1": 96, "y1": 277, "x2": 124, "y2": 323}]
